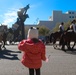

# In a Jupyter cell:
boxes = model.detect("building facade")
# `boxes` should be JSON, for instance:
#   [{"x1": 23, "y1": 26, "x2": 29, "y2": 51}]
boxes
[{"x1": 38, "y1": 10, "x2": 76, "y2": 30}]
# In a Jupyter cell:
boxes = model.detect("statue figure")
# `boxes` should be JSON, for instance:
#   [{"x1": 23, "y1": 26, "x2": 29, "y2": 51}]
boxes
[
  {"x1": 12, "y1": 4, "x2": 30, "y2": 40},
  {"x1": 17, "y1": 4, "x2": 29, "y2": 22}
]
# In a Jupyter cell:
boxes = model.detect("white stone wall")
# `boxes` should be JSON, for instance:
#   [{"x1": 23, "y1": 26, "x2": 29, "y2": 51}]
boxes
[
  {"x1": 25, "y1": 10, "x2": 76, "y2": 30},
  {"x1": 38, "y1": 10, "x2": 76, "y2": 30}
]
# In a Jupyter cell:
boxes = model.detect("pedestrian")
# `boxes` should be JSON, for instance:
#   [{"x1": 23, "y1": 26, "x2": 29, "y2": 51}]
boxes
[{"x1": 18, "y1": 27, "x2": 48, "y2": 75}]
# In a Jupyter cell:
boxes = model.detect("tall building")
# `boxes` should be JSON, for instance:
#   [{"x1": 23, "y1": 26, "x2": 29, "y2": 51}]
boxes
[{"x1": 38, "y1": 10, "x2": 76, "y2": 30}]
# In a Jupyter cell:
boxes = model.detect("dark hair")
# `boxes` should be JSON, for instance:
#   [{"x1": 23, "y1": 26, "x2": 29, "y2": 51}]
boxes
[
  {"x1": 61, "y1": 22, "x2": 64, "y2": 25},
  {"x1": 71, "y1": 20, "x2": 76, "y2": 23},
  {"x1": 31, "y1": 38, "x2": 40, "y2": 43}
]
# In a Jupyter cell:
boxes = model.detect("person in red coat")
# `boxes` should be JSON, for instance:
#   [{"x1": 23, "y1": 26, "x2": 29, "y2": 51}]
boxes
[{"x1": 18, "y1": 27, "x2": 47, "y2": 75}]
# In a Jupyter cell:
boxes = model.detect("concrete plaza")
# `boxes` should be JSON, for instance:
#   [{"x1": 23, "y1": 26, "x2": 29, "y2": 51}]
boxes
[{"x1": 0, "y1": 45, "x2": 76, "y2": 75}]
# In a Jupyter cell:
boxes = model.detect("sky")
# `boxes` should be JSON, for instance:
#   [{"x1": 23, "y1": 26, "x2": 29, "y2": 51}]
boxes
[{"x1": 0, "y1": 0, "x2": 76, "y2": 28}]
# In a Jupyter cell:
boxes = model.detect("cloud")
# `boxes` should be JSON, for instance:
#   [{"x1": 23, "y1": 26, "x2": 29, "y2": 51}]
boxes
[
  {"x1": 2, "y1": 9, "x2": 18, "y2": 27},
  {"x1": 1, "y1": 3, "x2": 42, "y2": 27}
]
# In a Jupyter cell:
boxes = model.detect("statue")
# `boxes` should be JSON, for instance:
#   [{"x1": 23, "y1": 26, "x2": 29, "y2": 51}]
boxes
[
  {"x1": 12, "y1": 4, "x2": 30, "y2": 41},
  {"x1": 17, "y1": 4, "x2": 29, "y2": 22}
]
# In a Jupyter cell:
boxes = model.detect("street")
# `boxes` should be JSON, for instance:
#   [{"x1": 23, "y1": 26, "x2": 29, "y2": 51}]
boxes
[{"x1": 0, "y1": 45, "x2": 76, "y2": 75}]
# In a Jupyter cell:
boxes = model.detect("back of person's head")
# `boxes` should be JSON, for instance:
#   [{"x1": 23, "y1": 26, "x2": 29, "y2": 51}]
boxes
[
  {"x1": 61, "y1": 22, "x2": 64, "y2": 25},
  {"x1": 71, "y1": 19, "x2": 76, "y2": 24},
  {"x1": 27, "y1": 27, "x2": 39, "y2": 39}
]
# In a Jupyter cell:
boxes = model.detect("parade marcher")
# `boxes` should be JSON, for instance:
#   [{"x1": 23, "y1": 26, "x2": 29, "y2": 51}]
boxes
[{"x1": 18, "y1": 27, "x2": 48, "y2": 75}]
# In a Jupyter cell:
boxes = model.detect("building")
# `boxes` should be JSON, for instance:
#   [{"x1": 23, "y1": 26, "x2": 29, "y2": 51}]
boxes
[{"x1": 38, "y1": 10, "x2": 76, "y2": 30}]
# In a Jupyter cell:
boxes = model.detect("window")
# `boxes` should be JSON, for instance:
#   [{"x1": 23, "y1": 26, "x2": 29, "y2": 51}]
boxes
[
  {"x1": 72, "y1": 12, "x2": 74, "y2": 14},
  {"x1": 69, "y1": 16, "x2": 71, "y2": 18},
  {"x1": 72, "y1": 16, "x2": 74, "y2": 18},
  {"x1": 69, "y1": 12, "x2": 71, "y2": 14}
]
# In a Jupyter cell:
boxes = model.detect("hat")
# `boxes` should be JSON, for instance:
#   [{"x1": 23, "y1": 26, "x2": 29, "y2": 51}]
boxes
[{"x1": 27, "y1": 27, "x2": 39, "y2": 39}]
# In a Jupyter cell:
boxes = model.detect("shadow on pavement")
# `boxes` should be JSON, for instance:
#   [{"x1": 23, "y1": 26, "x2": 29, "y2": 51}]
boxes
[
  {"x1": 51, "y1": 45, "x2": 76, "y2": 55},
  {"x1": 65, "y1": 49, "x2": 76, "y2": 55},
  {"x1": 0, "y1": 49, "x2": 20, "y2": 60}
]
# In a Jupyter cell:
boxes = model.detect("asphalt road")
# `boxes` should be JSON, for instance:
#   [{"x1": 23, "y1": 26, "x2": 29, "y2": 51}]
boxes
[{"x1": 0, "y1": 45, "x2": 76, "y2": 75}]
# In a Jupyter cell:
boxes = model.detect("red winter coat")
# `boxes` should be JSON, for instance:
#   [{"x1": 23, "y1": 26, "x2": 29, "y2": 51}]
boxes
[{"x1": 18, "y1": 39, "x2": 46, "y2": 69}]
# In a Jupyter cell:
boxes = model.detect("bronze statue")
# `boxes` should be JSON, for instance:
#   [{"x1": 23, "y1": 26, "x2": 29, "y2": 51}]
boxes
[
  {"x1": 12, "y1": 4, "x2": 30, "y2": 40},
  {"x1": 17, "y1": 4, "x2": 29, "y2": 22}
]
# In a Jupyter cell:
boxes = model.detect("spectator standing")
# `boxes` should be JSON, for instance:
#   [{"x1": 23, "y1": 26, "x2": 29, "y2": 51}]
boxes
[{"x1": 18, "y1": 27, "x2": 48, "y2": 75}]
